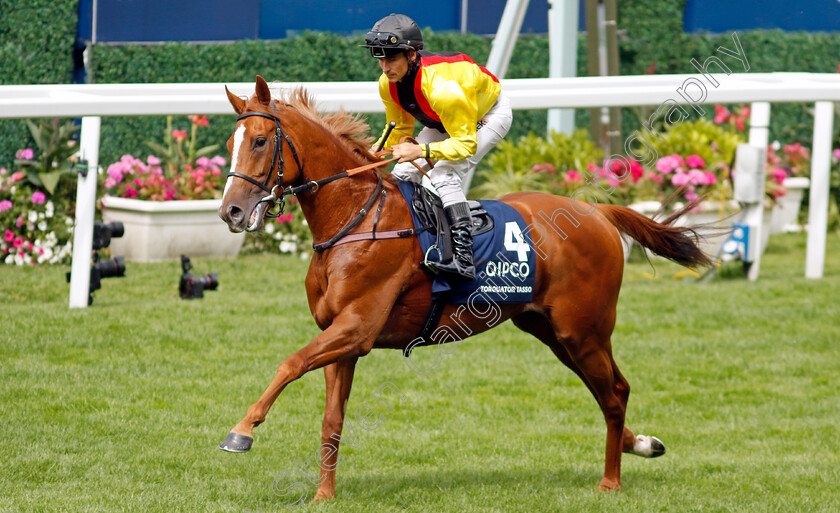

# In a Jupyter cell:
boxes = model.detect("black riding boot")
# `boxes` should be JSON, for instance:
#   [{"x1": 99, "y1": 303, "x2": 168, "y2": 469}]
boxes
[{"x1": 430, "y1": 202, "x2": 476, "y2": 280}]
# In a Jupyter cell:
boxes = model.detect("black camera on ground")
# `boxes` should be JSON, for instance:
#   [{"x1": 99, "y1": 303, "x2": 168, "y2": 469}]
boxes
[
  {"x1": 66, "y1": 220, "x2": 127, "y2": 305},
  {"x1": 92, "y1": 221, "x2": 125, "y2": 250},
  {"x1": 89, "y1": 254, "x2": 126, "y2": 292},
  {"x1": 179, "y1": 255, "x2": 219, "y2": 299}
]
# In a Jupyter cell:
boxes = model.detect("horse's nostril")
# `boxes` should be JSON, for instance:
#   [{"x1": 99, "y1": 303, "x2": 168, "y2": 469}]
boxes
[{"x1": 227, "y1": 205, "x2": 244, "y2": 222}]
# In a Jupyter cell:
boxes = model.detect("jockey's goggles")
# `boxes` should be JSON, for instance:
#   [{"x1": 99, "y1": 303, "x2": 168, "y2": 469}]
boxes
[
  {"x1": 363, "y1": 31, "x2": 411, "y2": 58},
  {"x1": 365, "y1": 31, "x2": 402, "y2": 47}
]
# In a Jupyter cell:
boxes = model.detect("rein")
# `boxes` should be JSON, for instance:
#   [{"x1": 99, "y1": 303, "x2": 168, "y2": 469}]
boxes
[{"x1": 226, "y1": 109, "x2": 431, "y2": 251}]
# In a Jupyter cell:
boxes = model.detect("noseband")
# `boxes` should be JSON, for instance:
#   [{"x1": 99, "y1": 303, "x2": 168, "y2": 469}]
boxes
[{"x1": 227, "y1": 111, "x2": 303, "y2": 217}]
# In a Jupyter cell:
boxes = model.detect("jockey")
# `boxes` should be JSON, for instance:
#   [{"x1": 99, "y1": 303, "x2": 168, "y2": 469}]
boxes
[{"x1": 362, "y1": 13, "x2": 513, "y2": 280}]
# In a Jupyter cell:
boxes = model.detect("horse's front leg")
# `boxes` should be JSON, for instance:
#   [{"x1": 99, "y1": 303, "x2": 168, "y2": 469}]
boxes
[
  {"x1": 313, "y1": 357, "x2": 358, "y2": 502},
  {"x1": 219, "y1": 305, "x2": 391, "y2": 452}
]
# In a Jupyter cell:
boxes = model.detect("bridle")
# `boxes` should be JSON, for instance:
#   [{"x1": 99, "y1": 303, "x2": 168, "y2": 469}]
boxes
[{"x1": 226, "y1": 111, "x2": 303, "y2": 218}]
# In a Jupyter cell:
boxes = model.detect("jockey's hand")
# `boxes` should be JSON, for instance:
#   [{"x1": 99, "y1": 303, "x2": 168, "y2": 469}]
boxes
[
  {"x1": 369, "y1": 144, "x2": 385, "y2": 157},
  {"x1": 391, "y1": 142, "x2": 424, "y2": 163}
]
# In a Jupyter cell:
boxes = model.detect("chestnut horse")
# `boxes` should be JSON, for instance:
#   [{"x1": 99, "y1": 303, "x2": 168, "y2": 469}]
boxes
[{"x1": 218, "y1": 76, "x2": 709, "y2": 501}]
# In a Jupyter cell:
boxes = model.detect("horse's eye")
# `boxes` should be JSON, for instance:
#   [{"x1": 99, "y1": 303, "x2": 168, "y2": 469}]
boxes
[{"x1": 255, "y1": 137, "x2": 267, "y2": 148}]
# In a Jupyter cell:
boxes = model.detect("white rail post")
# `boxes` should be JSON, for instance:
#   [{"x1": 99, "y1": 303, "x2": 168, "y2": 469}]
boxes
[
  {"x1": 68, "y1": 116, "x2": 101, "y2": 308},
  {"x1": 746, "y1": 102, "x2": 770, "y2": 281},
  {"x1": 805, "y1": 101, "x2": 835, "y2": 279},
  {"x1": 547, "y1": 0, "x2": 579, "y2": 135},
  {"x1": 485, "y1": 0, "x2": 530, "y2": 79}
]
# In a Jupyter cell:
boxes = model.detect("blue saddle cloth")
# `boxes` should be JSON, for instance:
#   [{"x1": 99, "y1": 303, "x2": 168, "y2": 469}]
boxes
[{"x1": 396, "y1": 181, "x2": 536, "y2": 304}]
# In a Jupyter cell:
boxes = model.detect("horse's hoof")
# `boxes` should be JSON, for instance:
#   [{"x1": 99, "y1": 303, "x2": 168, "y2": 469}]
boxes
[
  {"x1": 597, "y1": 479, "x2": 621, "y2": 492},
  {"x1": 632, "y1": 435, "x2": 666, "y2": 458},
  {"x1": 219, "y1": 432, "x2": 254, "y2": 452},
  {"x1": 313, "y1": 490, "x2": 335, "y2": 502}
]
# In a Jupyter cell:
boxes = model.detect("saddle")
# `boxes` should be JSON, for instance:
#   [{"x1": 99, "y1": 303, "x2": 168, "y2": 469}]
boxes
[
  {"x1": 395, "y1": 180, "x2": 537, "y2": 347},
  {"x1": 407, "y1": 183, "x2": 494, "y2": 265}
]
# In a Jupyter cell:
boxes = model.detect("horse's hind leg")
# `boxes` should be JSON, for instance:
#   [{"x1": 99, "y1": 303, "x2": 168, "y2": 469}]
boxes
[
  {"x1": 513, "y1": 312, "x2": 635, "y2": 450},
  {"x1": 512, "y1": 311, "x2": 662, "y2": 491}
]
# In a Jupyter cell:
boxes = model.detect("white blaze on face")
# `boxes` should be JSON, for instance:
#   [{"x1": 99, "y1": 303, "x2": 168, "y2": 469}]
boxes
[{"x1": 223, "y1": 124, "x2": 247, "y2": 200}]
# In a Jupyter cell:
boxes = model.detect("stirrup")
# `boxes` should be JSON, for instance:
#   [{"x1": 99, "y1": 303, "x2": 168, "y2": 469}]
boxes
[{"x1": 423, "y1": 245, "x2": 442, "y2": 274}]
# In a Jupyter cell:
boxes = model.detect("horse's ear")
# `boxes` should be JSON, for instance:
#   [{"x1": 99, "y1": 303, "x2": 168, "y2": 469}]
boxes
[
  {"x1": 255, "y1": 75, "x2": 272, "y2": 105},
  {"x1": 225, "y1": 86, "x2": 246, "y2": 114}
]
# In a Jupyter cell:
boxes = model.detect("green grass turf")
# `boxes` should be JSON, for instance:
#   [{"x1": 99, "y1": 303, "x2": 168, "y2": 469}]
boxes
[{"x1": 1, "y1": 232, "x2": 838, "y2": 512}]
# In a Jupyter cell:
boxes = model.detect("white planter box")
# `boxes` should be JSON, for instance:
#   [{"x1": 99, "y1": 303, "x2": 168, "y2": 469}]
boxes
[
  {"x1": 101, "y1": 196, "x2": 245, "y2": 262},
  {"x1": 769, "y1": 177, "x2": 810, "y2": 234}
]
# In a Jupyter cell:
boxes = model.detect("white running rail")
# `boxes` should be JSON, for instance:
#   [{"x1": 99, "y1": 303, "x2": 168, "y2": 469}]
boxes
[{"x1": 1, "y1": 72, "x2": 837, "y2": 306}]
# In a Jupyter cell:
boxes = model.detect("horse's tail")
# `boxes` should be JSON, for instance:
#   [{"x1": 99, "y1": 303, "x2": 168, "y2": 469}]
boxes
[{"x1": 598, "y1": 202, "x2": 712, "y2": 269}]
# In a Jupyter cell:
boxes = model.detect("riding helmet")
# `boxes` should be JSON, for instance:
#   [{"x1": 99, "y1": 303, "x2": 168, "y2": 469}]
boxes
[{"x1": 361, "y1": 13, "x2": 424, "y2": 58}]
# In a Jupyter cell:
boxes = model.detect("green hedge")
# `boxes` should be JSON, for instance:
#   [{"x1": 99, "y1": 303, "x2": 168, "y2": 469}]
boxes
[
  {"x1": 0, "y1": 0, "x2": 79, "y2": 169},
  {"x1": 86, "y1": 31, "x2": 556, "y2": 167},
  {"x1": 2, "y1": 0, "x2": 839, "y2": 171}
]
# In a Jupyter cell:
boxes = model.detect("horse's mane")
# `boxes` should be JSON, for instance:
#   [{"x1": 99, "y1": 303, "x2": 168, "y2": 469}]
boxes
[{"x1": 274, "y1": 87, "x2": 377, "y2": 164}]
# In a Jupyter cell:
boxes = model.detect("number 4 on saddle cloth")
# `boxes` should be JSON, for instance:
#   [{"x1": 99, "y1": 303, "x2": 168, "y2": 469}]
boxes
[{"x1": 395, "y1": 181, "x2": 536, "y2": 305}]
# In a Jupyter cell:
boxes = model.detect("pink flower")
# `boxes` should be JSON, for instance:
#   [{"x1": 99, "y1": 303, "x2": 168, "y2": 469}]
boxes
[
  {"x1": 629, "y1": 160, "x2": 645, "y2": 183},
  {"x1": 4, "y1": 229, "x2": 14, "y2": 242},
  {"x1": 833, "y1": 149, "x2": 840, "y2": 160},
  {"x1": 684, "y1": 191, "x2": 699, "y2": 201},
  {"x1": 686, "y1": 155, "x2": 705, "y2": 169},
  {"x1": 702, "y1": 172, "x2": 717, "y2": 185},
  {"x1": 0, "y1": 200, "x2": 12, "y2": 212},
  {"x1": 782, "y1": 142, "x2": 809, "y2": 162},
  {"x1": 15, "y1": 148, "x2": 34, "y2": 160},
  {"x1": 107, "y1": 164, "x2": 124, "y2": 182},
  {"x1": 13, "y1": 237, "x2": 24, "y2": 248},
  {"x1": 189, "y1": 115, "x2": 209, "y2": 127},
  {"x1": 565, "y1": 170, "x2": 583, "y2": 183},
  {"x1": 647, "y1": 172, "x2": 664, "y2": 183},
  {"x1": 121, "y1": 154, "x2": 141, "y2": 166},
  {"x1": 11, "y1": 171, "x2": 25, "y2": 182},
  {"x1": 607, "y1": 159, "x2": 631, "y2": 180},
  {"x1": 172, "y1": 130, "x2": 188, "y2": 142},
  {"x1": 687, "y1": 169, "x2": 707, "y2": 185},
  {"x1": 147, "y1": 155, "x2": 161, "y2": 166},
  {"x1": 766, "y1": 147, "x2": 781, "y2": 167},
  {"x1": 656, "y1": 155, "x2": 681, "y2": 174},
  {"x1": 671, "y1": 172, "x2": 690, "y2": 187},
  {"x1": 714, "y1": 105, "x2": 730, "y2": 124},
  {"x1": 532, "y1": 163, "x2": 556, "y2": 174},
  {"x1": 30, "y1": 191, "x2": 46, "y2": 204},
  {"x1": 735, "y1": 116, "x2": 745, "y2": 131},
  {"x1": 15, "y1": 216, "x2": 23, "y2": 228},
  {"x1": 771, "y1": 167, "x2": 787, "y2": 184}
]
